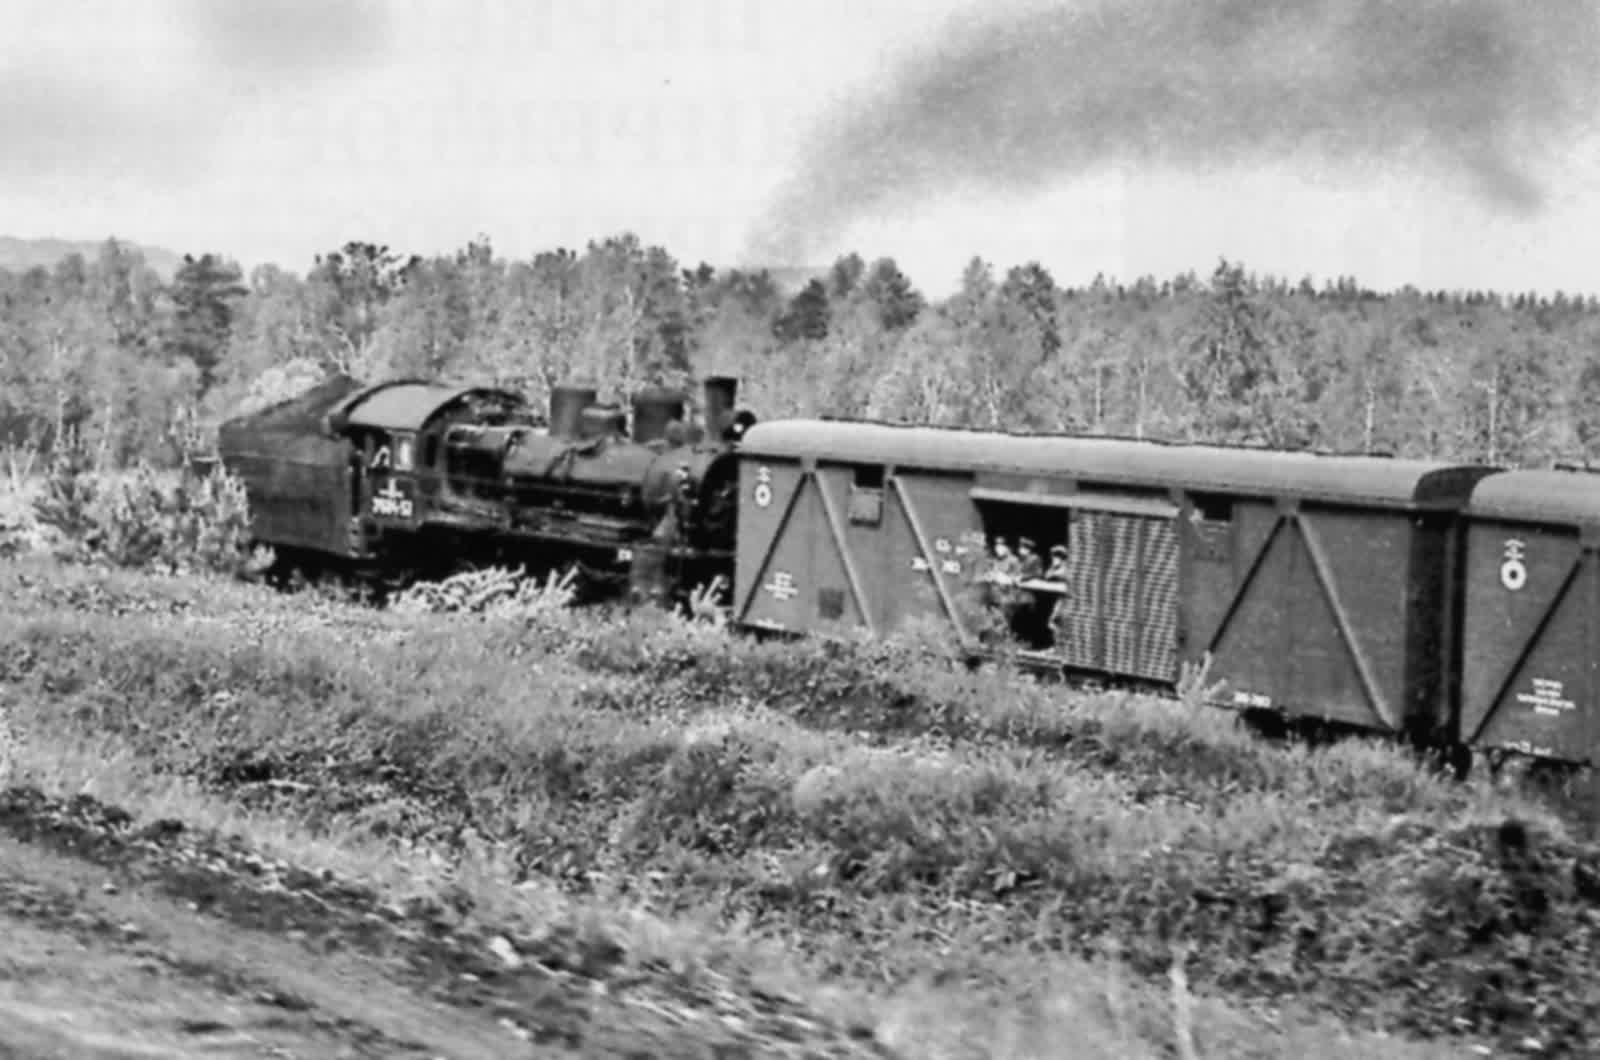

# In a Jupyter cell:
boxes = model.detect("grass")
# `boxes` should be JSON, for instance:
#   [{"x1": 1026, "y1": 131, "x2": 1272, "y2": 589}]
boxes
[
  {"x1": 1, "y1": 720, "x2": 1460, "y2": 1059},
  {"x1": 0, "y1": 554, "x2": 1586, "y2": 1056}
]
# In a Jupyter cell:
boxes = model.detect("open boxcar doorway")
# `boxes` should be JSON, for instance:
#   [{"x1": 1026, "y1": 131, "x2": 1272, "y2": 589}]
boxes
[
  {"x1": 971, "y1": 496, "x2": 1070, "y2": 649},
  {"x1": 971, "y1": 487, "x2": 1180, "y2": 678}
]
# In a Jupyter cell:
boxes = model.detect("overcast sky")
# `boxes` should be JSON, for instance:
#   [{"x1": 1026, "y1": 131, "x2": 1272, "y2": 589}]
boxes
[{"x1": 3, "y1": 0, "x2": 1598, "y2": 296}]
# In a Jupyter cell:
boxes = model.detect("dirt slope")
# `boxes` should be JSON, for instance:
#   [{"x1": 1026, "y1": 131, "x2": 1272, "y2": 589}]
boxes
[
  {"x1": 0, "y1": 786, "x2": 887, "y2": 1060},
  {"x1": 0, "y1": 824, "x2": 560, "y2": 1058}
]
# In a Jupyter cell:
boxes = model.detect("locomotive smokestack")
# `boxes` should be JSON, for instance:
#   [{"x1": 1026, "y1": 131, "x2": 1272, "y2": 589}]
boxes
[
  {"x1": 703, "y1": 376, "x2": 737, "y2": 440},
  {"x1": 631, "y1": 387, "x2": 687, "y2": 446},
  {"x1": 549, "y1": 384, "x2": 597, "y2": 439}
]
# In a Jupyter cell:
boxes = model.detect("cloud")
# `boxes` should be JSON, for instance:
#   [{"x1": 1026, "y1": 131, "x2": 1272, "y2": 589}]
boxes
[
  {"x1": 0, "y1": 1, "x2": 391, "y2": 186},
  {"x1": 179, "y1": 0, "x2": 390, "y2": 76},
  {"x1": 745, "y1": 0, "x2": 1600, "y2": 265}
]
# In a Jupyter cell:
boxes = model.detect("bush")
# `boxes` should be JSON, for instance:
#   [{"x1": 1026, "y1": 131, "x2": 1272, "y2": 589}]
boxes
[
  {"x1": 390, "y1": 565, "x2": 579, "y2": 617},
  {"x1": 30, "y1": 452, "x2": 268, "y2": 578},
  {"x1": 0, "y1": 485, "x2": 41, "y2": 558}
]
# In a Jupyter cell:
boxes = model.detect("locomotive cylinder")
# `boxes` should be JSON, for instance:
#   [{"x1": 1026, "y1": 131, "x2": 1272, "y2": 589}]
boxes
[
  {"x1": 631, "y1": 387, "x2": 688, "y2": 446},
  {"x1": 704, "y1": 376, "x2": 738, "y2": 439},
  {"x1": 549, "y1": 384, "x2": 597, "y2": 439}
]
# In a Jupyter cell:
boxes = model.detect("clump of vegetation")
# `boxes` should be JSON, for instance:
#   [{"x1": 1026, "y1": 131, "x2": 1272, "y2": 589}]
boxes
[
  {"x1": 0, "y1": 442, "x2": 46, "y2": 558},
  {"x1": 1, "y1": 558, "x2": 1594, "y2": 1057},
  {"x1": 0, "y1": 495, "x2": 37, "y2": 558},
  {"x1": 28, "y1": 450, "x2": 268, "y2": 578},
  {"x1": 389, "y1": 565, "x2": 579, "y2": 617}
]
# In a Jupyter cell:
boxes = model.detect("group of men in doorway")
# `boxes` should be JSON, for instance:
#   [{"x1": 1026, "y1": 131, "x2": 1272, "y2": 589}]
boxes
[{"x1": 975, "y1": 535, "x2": 1074, "y2": 648}]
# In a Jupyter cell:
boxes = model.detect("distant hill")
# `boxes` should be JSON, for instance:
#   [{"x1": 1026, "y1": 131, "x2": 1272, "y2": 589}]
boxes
[{"x1": 0, "y1": 236, "x2": 186, "y2": 280}]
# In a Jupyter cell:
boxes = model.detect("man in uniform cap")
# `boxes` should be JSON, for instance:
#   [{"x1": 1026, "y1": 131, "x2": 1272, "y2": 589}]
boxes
[
  {"x1": 1016, "y1": 538, "x2": 1043, "y2": 581},
  {"x1": 1005, "y1": 538, "x2": 1043, "y2": 641},
  {"x1": 1046, "y1": 543, "x2": 1069, "y2": 580},
  {"x1": 1046, "y1": 542, "x2": 1075, "y2": 652}
]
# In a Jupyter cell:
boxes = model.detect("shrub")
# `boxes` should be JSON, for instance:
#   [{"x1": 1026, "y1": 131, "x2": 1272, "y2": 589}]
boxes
[
  {"x1": 0, "y1": 490, "x2": 40, "y2": 558},
  {"x1": 30, "y1": 453, "x2": 267, "y2": 578},
  {"x1": 390, "y1": 565, "x2": 579, "y2": 617}
]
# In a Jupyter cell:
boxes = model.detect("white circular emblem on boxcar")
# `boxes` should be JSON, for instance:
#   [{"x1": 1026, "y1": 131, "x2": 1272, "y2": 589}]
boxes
[
  {"x1": 1500, "y1": 539, "x2": 1527, "y2": 592},
  {"x1": 754, "y1": 483, "x2": 773, "y2": 508}
]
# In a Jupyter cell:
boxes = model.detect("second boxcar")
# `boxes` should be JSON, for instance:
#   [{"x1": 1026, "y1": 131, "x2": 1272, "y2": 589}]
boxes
[
  {"x1": 1459, "y1": 469, "x2": 1600, "y2": 765},
  {"x1": 1141, "y1": 444, "x2": 1494, "y2": 743}
]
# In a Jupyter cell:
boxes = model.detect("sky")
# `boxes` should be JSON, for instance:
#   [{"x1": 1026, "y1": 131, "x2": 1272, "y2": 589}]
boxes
[{"x1": 2, "y1": 0, "x2": 1599, "y2": 297}]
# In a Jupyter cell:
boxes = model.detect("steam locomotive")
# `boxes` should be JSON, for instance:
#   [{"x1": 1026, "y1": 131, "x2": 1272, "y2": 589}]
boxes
[{"x1": 217, "y1": 373, "x2": 756, "y2": 605}]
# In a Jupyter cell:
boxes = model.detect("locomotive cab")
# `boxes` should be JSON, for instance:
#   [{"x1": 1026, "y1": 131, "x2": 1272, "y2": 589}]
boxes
[
  {"x1": 365, "y1": 429, "x2": 419, "y2": 526},
  {"x1": 325, "y1": 380, "x2": 535, "y2": 549}
]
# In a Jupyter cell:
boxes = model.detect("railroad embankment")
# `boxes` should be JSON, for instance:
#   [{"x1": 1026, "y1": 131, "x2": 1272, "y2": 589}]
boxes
[{"x1": 0, "y1": 556, "x2": 1589, "y2": 1057}]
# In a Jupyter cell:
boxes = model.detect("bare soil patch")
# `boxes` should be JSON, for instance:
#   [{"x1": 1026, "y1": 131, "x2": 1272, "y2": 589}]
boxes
[{"x1": 0, "y1": 785, "x2": 888, "y2": 1059}]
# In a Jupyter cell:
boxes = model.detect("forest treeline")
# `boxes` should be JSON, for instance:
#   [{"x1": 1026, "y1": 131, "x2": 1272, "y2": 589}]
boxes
[{"x1": 3, "y1": 233, "x2": 1599, "y2": 470}]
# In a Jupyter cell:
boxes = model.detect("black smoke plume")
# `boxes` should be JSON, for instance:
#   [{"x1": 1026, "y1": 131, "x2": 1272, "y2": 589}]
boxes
[{"x1": 745, "y1": 0, "x2": 1600, "y2": 265}]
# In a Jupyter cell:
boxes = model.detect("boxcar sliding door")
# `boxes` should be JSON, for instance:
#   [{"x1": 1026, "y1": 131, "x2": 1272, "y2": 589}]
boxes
[
  {"x1": 969, "y1": 487, "x2": 1181, "y2": 684},
  {"x1": 1059, "y1": 497, "x2": 1181, "y2": 683}
]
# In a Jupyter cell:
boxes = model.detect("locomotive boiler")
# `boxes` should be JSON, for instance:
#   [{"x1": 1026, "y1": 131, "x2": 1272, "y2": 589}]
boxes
[{"x1": 436, "y1": 375, "x2": 751, "y2": 602}]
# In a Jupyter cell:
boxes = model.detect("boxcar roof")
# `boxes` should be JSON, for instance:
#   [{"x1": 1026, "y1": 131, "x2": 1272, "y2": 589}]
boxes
[
  {"x1": 1467, "y1": 469, "x2": 1600, "y2": 525},
  {"x1": 332, "y1": 380, "x2": 527, "y2": 433},
  {"x1": 739, "y1": 418, "x2": 1492, "y2": 507}
]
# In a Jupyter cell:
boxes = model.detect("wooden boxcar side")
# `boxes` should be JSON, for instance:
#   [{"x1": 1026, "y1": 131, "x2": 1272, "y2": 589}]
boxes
[
  {"x1": 734, "y1": 418, "x2": 1493, "y2": 743},
  {"x1": 1163, "y1": 456, "x2": 1491, "y2": 740},
  {"x1": 1459, "y1": 470, "x2": 1600, "y2": 764},
  {"x1": 735, "y1": 449, "x2": 987, "y2": 640}
]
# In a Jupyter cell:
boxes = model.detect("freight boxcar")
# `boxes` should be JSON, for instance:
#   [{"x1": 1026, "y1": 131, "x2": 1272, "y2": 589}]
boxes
[
  {"x1": 733, "y1": 419, "x2": 1495, "y2": 743},
  {"x1": 1145, "y1": 442, "x2": 1494, "y2": 744},
  {"x1": 1458, "y1": 469, "x2": 1600, "y2": 765}
]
